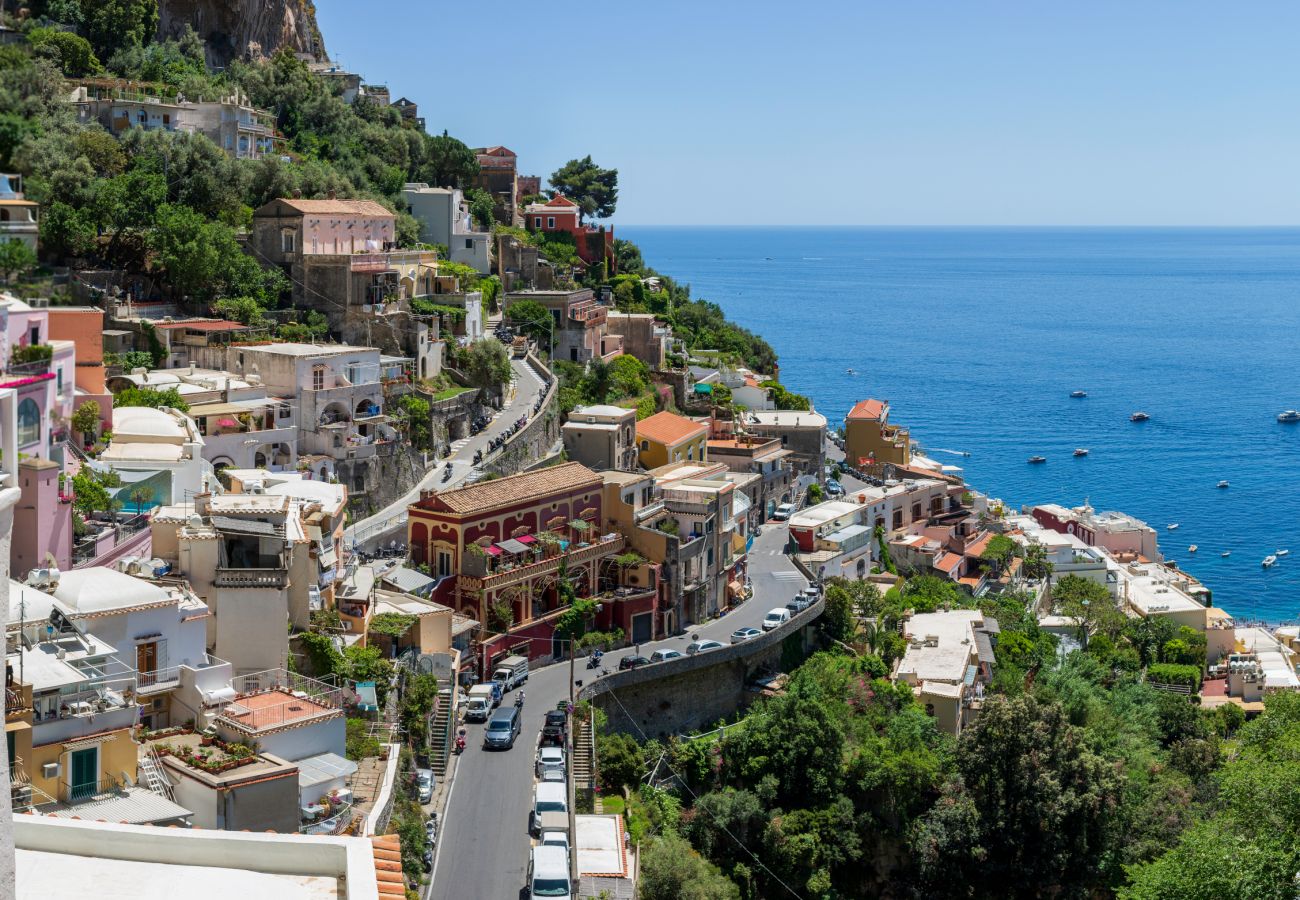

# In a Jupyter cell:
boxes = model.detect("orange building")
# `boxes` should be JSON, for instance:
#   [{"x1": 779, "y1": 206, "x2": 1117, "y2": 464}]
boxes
[
  {"x1": 844, "y1": 398, "x2": 910, "y2": 467},
  {"x1": 46, "y1": 306, "x2": 112, "y2": 432}
]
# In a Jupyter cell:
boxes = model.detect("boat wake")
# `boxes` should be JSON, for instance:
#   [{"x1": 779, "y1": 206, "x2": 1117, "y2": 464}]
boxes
[{"x1": 928, "y1": 448, "x2": 970, "y2": 457}]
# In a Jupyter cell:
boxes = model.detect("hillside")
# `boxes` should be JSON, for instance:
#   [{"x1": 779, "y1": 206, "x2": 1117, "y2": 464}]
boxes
[{"x1": 157, "y1": 0, "x2": 324, "y2": 66}]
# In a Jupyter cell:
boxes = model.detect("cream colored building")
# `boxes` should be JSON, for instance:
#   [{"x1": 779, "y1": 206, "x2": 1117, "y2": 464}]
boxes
[{"x1": 893, "y1": 609, "x2": 995, "y2": 735}]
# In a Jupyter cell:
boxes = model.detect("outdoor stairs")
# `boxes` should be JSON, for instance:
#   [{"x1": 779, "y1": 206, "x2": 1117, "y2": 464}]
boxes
[
  {"x1": 429, "y1": 694, "x2": 452, "y2": 776},
  {"x1": 139, "y1": 745, "x2": 175, "y2": 802},
  {"x1": 571, "y1": 708, "x2": 595, "y2": 797}
]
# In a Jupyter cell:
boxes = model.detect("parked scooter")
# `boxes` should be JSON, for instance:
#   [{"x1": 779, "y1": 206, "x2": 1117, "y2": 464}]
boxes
[{"x1": 454, "y1": 729, "x2": 466, "y2": 755}]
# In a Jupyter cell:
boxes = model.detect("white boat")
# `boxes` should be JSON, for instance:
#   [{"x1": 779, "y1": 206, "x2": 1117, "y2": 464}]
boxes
[
  {"x1": 1217, "y1": 480, "x2": 1230, "y2": 489},
  {"x1": 1131, "y1": 411, "x2": 1151, "y2": 422},
  {"x1": 1167, "y1": 523, "x2": 1179, "y2": 530},
  {"x1": 1027, "y1": 455, "x2": 1046, "y2": 464},
  {"x1": 1188, "y1": 545, "x2": 1198, "y2": 553},
  {"x1": 1263, "y1": 555, "x2": 1278, "y2": 568},
  {"x1": 1221, "y1": 551, "x2": 1231, "y2": 558},
  {"x1": 1073, "y1": 448, "x2": 1089, "y2": 457},
  {"x1": 1278, "y1": 549, "x2": 1290, "y2": 557},
  {"x1": 845, "y1": 368, "x2": 856, "y2": 375},
  {"x1": 1278, "y1": 410, "x2": 1300, "y2": 423},
  {"x1": 1070, "y1": 390, "x2": 1087, "y2": 398}
]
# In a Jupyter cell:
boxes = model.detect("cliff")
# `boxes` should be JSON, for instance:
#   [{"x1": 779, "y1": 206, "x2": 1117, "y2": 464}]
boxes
[{"x1": 157, "y1": 0, "x2": 326, "y2": 67}]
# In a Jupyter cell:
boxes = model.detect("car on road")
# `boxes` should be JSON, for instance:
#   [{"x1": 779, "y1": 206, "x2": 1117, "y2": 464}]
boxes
[
  {"x1": 771, "y1": 503, "x2": 797, "y2": 521},
  {"x1": 762, "y1": 607, "x2": 791, "y2": 631},
  {"x1": 530, "y1": 782, "x2": 569, "y2": 837},
  {"x1": 483, "y1": 706, "x2": 521, "y2": 750},
  {"x1": 536, "y1": 746, "x2": 566, "y2": 779},
  {"x1": 730, "y1": 626, "x2": 761, "y2": 644},
  {"x1": 541, "y1": 709, "x2": 567, "y2": 747},
  {"x1": 650, "y1": 648, "x2": 683, "y2": 662},
  {"x1": 416, "y1": 768, "x2": 434, "y2": 803},
  {"x1": 540, "y1": 831, "x2": 570, "y2": 853},
  {"x1": 787, "y1": 592, "x2": 814, "y2": 613},
  {"x1": 618, "y1": 655, "x2": 650, "y2": 671},
  {"x1": 686, "y1": 639, "x2": 724, "y2": 655},
  {"x1": 827, "y1": 479, "x2": 844, "y2": 497},
  {"x1": 527, "y1": 844, "x2": 572, "y2": 899}
]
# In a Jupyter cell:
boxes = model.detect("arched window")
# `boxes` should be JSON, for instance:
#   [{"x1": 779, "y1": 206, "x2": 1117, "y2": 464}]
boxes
[{"x1": 16, "y1": 398, "x2": 40, "y2": 447}]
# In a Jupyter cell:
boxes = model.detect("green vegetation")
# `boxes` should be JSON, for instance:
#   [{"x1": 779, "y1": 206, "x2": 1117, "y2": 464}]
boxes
[
  {"x1": 368, "y1": 612, "x2": 418, "y2": 638},
  {"x1": 457, "y1": 339, "x2": 512, "y2": 392},
  {"x1": 548, "y1": 155, "x2": 619, "y2": 220},
  {"x1": 112, "y1": 385, "x2": 189, "y2": 412}
]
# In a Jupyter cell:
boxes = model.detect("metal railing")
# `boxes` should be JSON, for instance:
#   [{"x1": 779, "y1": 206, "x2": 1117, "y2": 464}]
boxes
[
  {"x1": 59, "y1": 775, "x2": 122, "y2": 804},
  {"x1": 214, "y1": 567, "x2": 289, "y2": 588},
  {"x1": 137, "y1": 665, "x2": 182, "y2": 692}
]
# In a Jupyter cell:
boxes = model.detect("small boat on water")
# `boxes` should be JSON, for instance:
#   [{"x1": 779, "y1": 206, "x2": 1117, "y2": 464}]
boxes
[
  {"x1": 1073, "y1": 448, "x2": 1089, "y2": 457},
  {"x1": 1167, "y1": 523, "x2": 1179, "y2": 530},
  {"x1": 1070, "y1": 390, "x2": 1087, "y2": 398},
  {"x1": 1188, "y1": 545, "x2": 1198, "y2": 553},
  {"x1": 1263, "y1": 555, "x2": 1278, "y2": 568},
  {"x1": 1131, "y1": 411, "x2": 1151, "y2": 422},
  {"x1": 1217, "y1": 480, "x2": 1230, "y2": 489},
  {"x1": 845, "y1": 368, "x2": 856, "y2": 375},
  {"x1": 1221, "y1": 551, "x2": 1231, "y2": 557},
  {"x1": 1027, "y1": 456, "x2": 1046, "y2": 464},
  {"x1": 1278, "y1": 410, "x2": 1300, "y2": 423},
  {"x1": 1278, "y1": 549, "x2": 1290, "y2": 557}
]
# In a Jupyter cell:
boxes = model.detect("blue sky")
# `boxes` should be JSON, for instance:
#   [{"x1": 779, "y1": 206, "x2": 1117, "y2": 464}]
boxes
[{"x1": 315, "y1": 1, "x2": 1300, "y2": 226}]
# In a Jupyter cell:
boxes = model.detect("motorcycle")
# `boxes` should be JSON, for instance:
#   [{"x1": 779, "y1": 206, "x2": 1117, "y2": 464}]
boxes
[
  {"x1": 454, "y1": 730, "x2": 466, "y2": 754},
  {"x1": 515, "y1": 692, "x2": 525, "y2": 708},
  {"x1": 586, "y1": 651, "x2": 603, "y2": 670}
]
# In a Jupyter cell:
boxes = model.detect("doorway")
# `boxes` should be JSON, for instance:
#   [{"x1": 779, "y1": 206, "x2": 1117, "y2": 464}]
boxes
[{"x1": 69, "y1": 746, "x2": 97, "y2": 801}]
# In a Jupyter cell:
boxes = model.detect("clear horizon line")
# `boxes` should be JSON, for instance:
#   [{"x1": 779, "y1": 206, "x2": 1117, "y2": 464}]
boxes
[{"x1": 615, "y1": 223, "x2": 1300, "y2": 229}]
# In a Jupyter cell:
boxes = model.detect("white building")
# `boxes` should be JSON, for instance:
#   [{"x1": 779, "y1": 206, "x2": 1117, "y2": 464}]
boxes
[
  {"x1": 402, "y1": 183, "x2": 492, "y2": 273},
  {"x1": 893, "y1": 609, "x2": 995, "y2": 735},
  {"x1": 100, "y1": 406, "x2": 213, "y2": 505}
]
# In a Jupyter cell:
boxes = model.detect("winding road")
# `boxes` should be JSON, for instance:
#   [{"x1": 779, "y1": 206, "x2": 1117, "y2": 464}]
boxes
[{"x1": 428, "y1": 523, "x2": 808, "y2": 900}]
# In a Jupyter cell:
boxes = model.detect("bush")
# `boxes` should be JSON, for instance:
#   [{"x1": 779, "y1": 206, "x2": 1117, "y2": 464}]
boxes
[{"x1": 1147, "y1": 663, "x2": 1202, "y2": 690}]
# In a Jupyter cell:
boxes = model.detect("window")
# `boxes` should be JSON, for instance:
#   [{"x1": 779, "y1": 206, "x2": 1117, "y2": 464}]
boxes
[
  {"x1": 16, "y1": 398, "x2": 40, "y2": 447},
  {"x1": 28, "y1": 325, "x2": 39, "y2": 345},
  {"x1": 534, "y1": 217, "x2": 542, "y2": 227},
  {"x1": 547, "y1": 217, "x2": 555, "y2": 228},
  {"x1": 436, "y1": 547, "x2": 453, "y2": 578},
  {"x1": 312, "y1": 366, "x2": 325, "y2": 391},
  {"x1": 464, "y1": 238, "x2": 474, "y2": 250},
  {"x1": 640, "y1": 440, "x2": 648, "y2": 451},
  {"x1": 57, "y1": 368, "x2": 62, "y2": 391},
  {"x1": 281, "y1": 229, "x2": 296, "y2": 253}
]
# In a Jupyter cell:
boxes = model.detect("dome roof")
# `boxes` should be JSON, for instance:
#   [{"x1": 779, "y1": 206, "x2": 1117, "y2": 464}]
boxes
[
  {"x1": 54, "y1": 567, "x2": 170, "y2": 613},
  {"x1": 7, "y1": 579, "x2": 56, "y2": 623},
  {"x1": 112, "y1": 406, "x2": 187, "y2": 439}
]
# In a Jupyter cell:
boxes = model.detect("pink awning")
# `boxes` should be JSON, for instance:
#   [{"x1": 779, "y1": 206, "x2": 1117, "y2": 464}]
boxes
[
  {"x1": 484, "y1": 545, "x2": 503, "y2": 557},
  {"x1": 515, "y1": 534, "x2": 537, "y2": 545}
]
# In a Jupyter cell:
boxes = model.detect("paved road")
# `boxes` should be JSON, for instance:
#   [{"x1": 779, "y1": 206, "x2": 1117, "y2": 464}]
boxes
[
  {"x1": 346, "y1": 357, "x2": 547, "y2": 549},
  {"x1": 428, "y1": 524, "x2": 808, "y2": 900}
]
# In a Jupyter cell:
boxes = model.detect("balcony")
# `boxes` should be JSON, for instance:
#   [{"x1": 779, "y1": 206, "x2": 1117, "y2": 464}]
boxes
[
  {"x1": 6, "y1": 683, "x2": 32, "y2": 716},
  {"x1": 218, "y1": 669, "x2": 344, "y2": 735},
  {"x1": 214, "y1": 567, "x2": 289, "y2": 589},
  {"x1": 460, "y1": 534, "x2": 625, "y2": 593},
  {"x1": 137, "y1": 665, "x2": 182, "y2": 694}
]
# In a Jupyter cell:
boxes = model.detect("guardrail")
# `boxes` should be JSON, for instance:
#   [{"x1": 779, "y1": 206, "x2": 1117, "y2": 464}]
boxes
[{"x1": 214, "y1": 568, "x2": 289, "y2": 588}]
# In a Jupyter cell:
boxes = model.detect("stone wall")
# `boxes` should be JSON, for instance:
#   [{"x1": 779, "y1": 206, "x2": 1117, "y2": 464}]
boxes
[
  {"x1": 481, "y1": 353, "x2": 561, "y2": 478},
  {"x1": 580, "y1": 600, "x2": 823, "y2": 739}
]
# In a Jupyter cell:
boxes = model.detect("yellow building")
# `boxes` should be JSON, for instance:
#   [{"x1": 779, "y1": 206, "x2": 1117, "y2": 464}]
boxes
[
  {"x1": 635, "y1": 411, "x2": 708, "y2": 469},
  {"x1": 844, "y1": 398, "x2": 910, "y2": 467}
]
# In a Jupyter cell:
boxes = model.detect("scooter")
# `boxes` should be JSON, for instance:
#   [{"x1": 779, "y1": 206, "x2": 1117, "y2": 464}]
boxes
[
  {"x1": 586, "y1": 651, "x2": 603, "y2": 670},
  {"x1": 515, "y1": 692, "x2": 525, "y2": 708},
  {"x1": 454, "y1": 730, "x2": 466, "y2": 754}
]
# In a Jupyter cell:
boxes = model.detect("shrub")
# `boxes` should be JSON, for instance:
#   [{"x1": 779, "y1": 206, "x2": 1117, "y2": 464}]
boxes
[{"x1": 1147, "y1": 663, "x2": 1202, "y2": 690}]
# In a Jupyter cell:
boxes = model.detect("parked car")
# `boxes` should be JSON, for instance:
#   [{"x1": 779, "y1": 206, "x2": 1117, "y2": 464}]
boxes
[
  {"x1": 762, "y1": 608, "x2": 791, "y2": 631},
  {"x1": 730, "y1": 626, "x2": 761, "y2": 644},
  {"x1": 650, "y1": 648, "x2": 683, "y2": 662},
  {"x1": 416, "y1": 768, "x2": 434, "y2": 804},
  {"x1": 541, "y1": 709, "x2": 568, "y2": 746},
  {"x1": 483, "y1": 706, "x2": 521, "y2": 750},
  {"x1": 786, "y1": 595, "x2": 811, "y2": 614},
  {"x1": 771, "y1": 503, "x2": 797, "y2": 521},
  {"x1": 686, "y1": 639, "x2": 724, "y2": 655},
  {"x1": 618, "y1": 655, "x2": 650, "y2": 671},
  {"x1": 536, "y1": 746, "x2": 566, "y2": 780},
  {"x1": 530, "y1": 782, "x2": 569, "y2": 836},
  {"x1": 827, "y1": 480, "x2": 844, "y2": 496},
  {"x1": 527, "y1": 844, "x2": 571, "y2": 900}
]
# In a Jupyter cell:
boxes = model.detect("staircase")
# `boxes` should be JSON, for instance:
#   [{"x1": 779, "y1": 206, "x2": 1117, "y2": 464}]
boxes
[
  {"x1": 429, "y1": 691, "x2": 453, "y2": 776},
  {"x1": 572, "y1": 706, "x2": 595, "y2": 808},
  {"x1": 138, "y1": 744, "x2": 175, "y2": 802}
]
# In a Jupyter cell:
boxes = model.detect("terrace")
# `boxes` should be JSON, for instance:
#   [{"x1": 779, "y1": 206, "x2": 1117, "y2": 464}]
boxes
[{"x1": 216, "y1": 668, "x2": 344, "y2": 735}]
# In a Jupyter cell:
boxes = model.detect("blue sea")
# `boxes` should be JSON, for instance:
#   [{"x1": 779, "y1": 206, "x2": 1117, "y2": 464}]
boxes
[{"x1": 621, "y1": 227, "x2": 1300, "y2": 622}]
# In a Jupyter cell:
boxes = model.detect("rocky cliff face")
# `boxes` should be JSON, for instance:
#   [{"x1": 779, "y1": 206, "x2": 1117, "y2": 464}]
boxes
[{"x1": 157, "y1": 0, "x2": 325, "y2": 67}]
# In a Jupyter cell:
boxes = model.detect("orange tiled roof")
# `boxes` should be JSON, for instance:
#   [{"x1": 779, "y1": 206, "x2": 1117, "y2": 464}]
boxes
[
  {"x1": 545, "y1": 193, "x2": 579, "y2": 208},
  {"x1": 421, "y1": 461, "x2": 601, "y2": 515},
  {"x1": 270, "y1": 198, "x2": 394, "y2": 217},
  {"x1": 964, "y1": 532, "x2": 994, "y2": 558},
  {"x1": 372, "y1": 834, "x2": 407, "y2": 897},
  {"x1": 152, "y1": 319, "x2": 251, "y2": 332},
  {"x1": 637, "y1": 411, "x2": 707, "y2": 447},
  {"x1": 935, "y1": 552, "x2": 963, "y2": 573},
  {"x1": 847, "y1": 398, "x2": 886, "y2": 421}
]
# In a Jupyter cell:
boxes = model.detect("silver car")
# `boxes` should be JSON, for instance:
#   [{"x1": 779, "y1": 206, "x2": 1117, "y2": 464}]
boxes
[
  {"x1": 730, "y1": 627, "x2": 761, "y2": 644},
  {"x1": 650, "y1": 649, "x2": 683, "y2": 662}
]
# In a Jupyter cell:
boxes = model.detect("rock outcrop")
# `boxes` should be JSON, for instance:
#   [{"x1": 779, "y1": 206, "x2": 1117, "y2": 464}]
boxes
[{"x1": 157, "y1": 0, "x2": 326, "y2": 67}]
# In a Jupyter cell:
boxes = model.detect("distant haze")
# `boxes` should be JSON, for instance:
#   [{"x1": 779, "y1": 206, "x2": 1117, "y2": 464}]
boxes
[{"x1": 316, "y1": 1, "x2": 1300, "y2": 226}]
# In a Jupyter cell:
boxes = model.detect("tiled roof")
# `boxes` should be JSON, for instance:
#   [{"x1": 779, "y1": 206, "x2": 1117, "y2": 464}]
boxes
[
  {"x1": 545, "y1": 193, "x2": 579, "y2": 208},
  {"x1": 847, "y1": 399, "x2": 886, "y2": 421},
  {"x1": 422, "y1": 461, "x2": 600, "y2": 515},
  {"x1": 963, "y1": 532, "x2": 994, "y2": 558},
  {"x1": 152, "y1": 319, "x2": 251, "y2": 332},
  {"x1": 371, "y1": 834, "x2": 407, "y2": 897},
  {"x1": 636, "y1": 411, "x2": 707, "y2": 447},
  {"x1": 268, "y1": 198, "x2": 394, "y2": 217},
  {"x1": 935, "y1": 552, "x2": 963, "y2": 573}
]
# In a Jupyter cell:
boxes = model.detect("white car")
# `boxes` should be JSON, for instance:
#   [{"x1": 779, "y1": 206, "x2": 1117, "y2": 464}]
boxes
[
  {"x1": 650, "y1": 648, "x2": 683, "y2": 662},
  {"x1": 771, "y1": 503, "x2": 797, "y2": 521},
  {"x1": 530, "y1": 782, "x2": 568, "y2": 836},
  {"x1": 540, "y1": 831, "x2": 570, "y2": 853},
  {"x1": 536, "y1": 746, "x2": 566, "y2": 779},
  {"x1": 762, "y1": 608, "x2": 791, "y2": 631},
  {"x1": 686, "y1": 639, "x2": 724, "y2": 655},
  {"x1": 416, "y1": 768, "x2": 434, "y2": 804},
  {"x1": 527, "y1": 844, "x2": 571, "y2": 900}
]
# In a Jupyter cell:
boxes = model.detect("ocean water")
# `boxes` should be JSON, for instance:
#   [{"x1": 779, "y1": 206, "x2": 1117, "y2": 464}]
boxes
[{"x1": 621, "y1": 227, "x2": 1300, "y2": 621}]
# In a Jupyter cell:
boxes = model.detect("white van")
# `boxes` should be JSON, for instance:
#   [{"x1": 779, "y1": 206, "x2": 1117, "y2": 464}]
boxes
[
  {"x1": 762, "y1": 607, "x2": 791, "y2": 631},
  {"x1": 530, "y1": 782, "x2": 569, "y2": 837},
  {"x1": 527, "y1": 844, "x2": 571, "y2": 899}
]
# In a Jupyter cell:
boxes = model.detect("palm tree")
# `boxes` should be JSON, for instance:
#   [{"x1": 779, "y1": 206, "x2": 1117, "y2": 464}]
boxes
[{"x1": 587, "y1": 359, "x2": 613, "y2": 404}]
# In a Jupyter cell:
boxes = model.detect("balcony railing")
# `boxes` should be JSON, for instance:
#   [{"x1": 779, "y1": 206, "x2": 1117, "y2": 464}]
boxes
[
  {"x1": 214, "y1": 567, "x2": 289, "y2": 588},
  {"x1": 137, "y1": 665, "x2": 182, "y2": 693},
  {"x1": 59, "y1": 775, "x2": 122, "y2": 804},
  {"x1": 6, "y1": 685, "x2": 32, "y2": 714},
  {"x1": 4, "y1": 357, "x2": 50, "y2": 378},
  {"x1": 460, "y1": 534, "x2": 625, "y2": 593}
]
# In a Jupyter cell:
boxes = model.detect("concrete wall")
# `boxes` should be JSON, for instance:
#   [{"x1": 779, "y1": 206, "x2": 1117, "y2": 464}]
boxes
[
  {"x1": 481, "y1": 354, "x2": 560, "y2": 478},
  {"x1": 580, "y1": 600, "x2": 823, "y2": 738}
]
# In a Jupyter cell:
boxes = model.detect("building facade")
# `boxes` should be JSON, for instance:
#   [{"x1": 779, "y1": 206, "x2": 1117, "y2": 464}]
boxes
[
  {"x1": 844, "y1": 398, "x2": 910, "y2": 468},
  {"x1": 562, "y1": 405, "x2": 638, "y2": 472}
]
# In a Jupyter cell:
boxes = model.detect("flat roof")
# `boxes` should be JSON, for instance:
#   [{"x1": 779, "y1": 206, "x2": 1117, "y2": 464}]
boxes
[
  {"x1": 41, "y1": 785, "x2": 192, "y2": 825},
  {"x1": 575, "y1": 814, "x2": 629, "y2": 878},
  {"x1": 896, "y1": 610, "x2": 984, "y2": 685},
  {"x1": 788, "y1": 500, "x2": 861, "y2": 528},
  {"x1": 748, "y1": 409, "x2": 828, "y2": 428}
]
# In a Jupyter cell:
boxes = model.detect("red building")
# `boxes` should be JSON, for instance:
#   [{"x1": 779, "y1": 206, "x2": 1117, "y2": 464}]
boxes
[
  {"x1": 523, "y1": 194, "x2": 616, "y2": 271},
  {"x1": 407, "y1": 462, "x2": 649, "y2": 673}
]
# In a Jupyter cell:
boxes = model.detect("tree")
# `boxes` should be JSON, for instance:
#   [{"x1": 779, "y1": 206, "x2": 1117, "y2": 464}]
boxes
[
  {"x1": 586, "y1": 359, "x2": 613, "y2": 404},
  {"x1": 27, "y1": 28, "x2": 102, "y2": 77},
  {"x1": 399, "y1": 672, "x2": 439, "y2": 747},
  {"x1": 0, "y1": 240, "x2": 37, "y2": 282},
  {"x1": 548, "y1": 155, "x2": 619, "y2": 221},
  {"x1": 1021, "y1": 541, "x2": 1053, "y2": 581},
  {"x1": 638, "y1": 833, "x2": 741, "y2": 900},
  {"x1": 393, "y1": 393, "x2": 431, "y2": 450},
  {"x1": 127, "y1": 483, "x2": 154, "y2": 513},
  {"x1": 820, "y1": 580, "x2": 857, "y2": 643},
  {"x1": 71, "y1": 467, "x2": 118, "y2": 517},
  {"x1": 462, "y1": 339, "x2": 511, "y2": 391},
  {"x1": 913, "y1": 695, "x2": 1124, "y2": 896},
  {"x1": 421, "y1": 131, "x2": 478, "y2": 188},
  {"x1": 980, "y1": 534, "x2": 1018, "y2": 571},
  {"x1": 598, "y1": 732, "x2": 644, "y2": 793},
  {"x1": 71, "y1": 401, "x2": 101, "y2": 442},
  {"x1": 506, "y1": 298, "x2": 552, "y2": 348},
  {"x1": 81, "y1": 0, "x2": 160, "y2": 62},
  {"x1": 465, "y1": 187, "x2": 494, "y2": 231},
  {"x1": 112, "y1": 386, "x2": 190, "y2": 412},
  {"x1": 806, "y1": 482, "x2": 824, "y2": 504}
]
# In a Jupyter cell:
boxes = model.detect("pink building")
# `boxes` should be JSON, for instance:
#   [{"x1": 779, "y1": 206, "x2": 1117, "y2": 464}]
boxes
[
  {"x1": 1030, "y1": 502, "x2": 1162, "y2": 562},
  {"x1": 0, "y1": 295, "x2": 75, "y2": 457},
  {"x1": 12, "y1": 457, "x2": 72, "y2": 577}
]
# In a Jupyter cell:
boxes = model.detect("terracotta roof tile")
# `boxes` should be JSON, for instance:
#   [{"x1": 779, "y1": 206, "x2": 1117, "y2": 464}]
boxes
[
  {"x1": 636, "y1": 411, "x2": 707, "y2": 447},
  {"x1": 371, "y1": 835, "x2": 406, "y2": 896},
  {"x1": 963, "y1": 532, "x2": 994, "y2": 558},
  {"x1": 417, "y1": 461, "x2": 601, "y2": 515},
  {"x1": 545, "y1": 193, "x2": 579, "y2": 208},
  {"x1": 847, "y1": 398, "x2": 886, "y2": 421},
  {"x1": 152, "y1": 319, "x2": 251, "y2": 332},
  {"x1": 935, "y1": 552, "x2": 963, "y2": 573},
  {"x1": 268, "y1": 198, "x2": 395, "y2": 217}
]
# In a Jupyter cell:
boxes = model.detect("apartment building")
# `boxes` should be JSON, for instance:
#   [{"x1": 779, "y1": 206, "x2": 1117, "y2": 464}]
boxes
[
  {"x1": 844, "y1": 398, "x2": 910, "y2": 467},
  {"x1": 505, "y1": 288, "x2": 623, "y2": 363},
  {"x1": 636, "y1": 411, "x2": 708, "y2": 469},
  {"x1": 743, "y1": 409, "x2": 827, "y2": 478},
  {"x1": 893, "y1": 609, "x2": 997, "y2": 735},
  {"x1": 402, "y1": 183, "x2": 491, "y2": 273},
  {"x1": 706, "y1": 435, "x2": 793, "y2": 523},
  {"x1": 523, "y1": 194, "x2": 615, "y2": 269},
  {"x1": 562, "y1": 404, "x2": 638, "y2": 472}
]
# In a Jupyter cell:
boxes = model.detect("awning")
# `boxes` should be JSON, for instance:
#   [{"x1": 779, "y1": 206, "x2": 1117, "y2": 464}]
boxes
[
  {"x1": 483, "y1": 544, "x2": 503, "y2": 557},
  {"x1": 515, "y1": 534, "x2": 537, "y2": 545},
  {"x1": 297, "y1": 752, "x2": 359, "y2": 788},
  {"x1": 693, "y1": 383, "x2": 713, "y2": 394},
  {"x1": 497, "y1": 538, "x2": 530, "y2": 555},
  {"x1": 63, "y1": 735, "x2": 114, "y2": 752},
  {"x1": 318, "y1": 549, "x2": 338, "y2": 569},
  {"x1": 568, "y1": 519, "x2": 590, "y2": 532},
  {"x1": 354, "y1": 414, "x2": 390, "y2": 424},
  {"x1": 210, "y1": 515, "x2": 282, "y2": 537}
]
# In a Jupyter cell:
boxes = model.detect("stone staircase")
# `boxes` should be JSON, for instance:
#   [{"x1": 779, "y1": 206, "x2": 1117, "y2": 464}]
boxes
[
  {"x1": 429, "y1": 691, "x2": 453, "y2": 776},
  {"x1": 572, "y1": 706, "x2": 596, "y2": 808}
]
